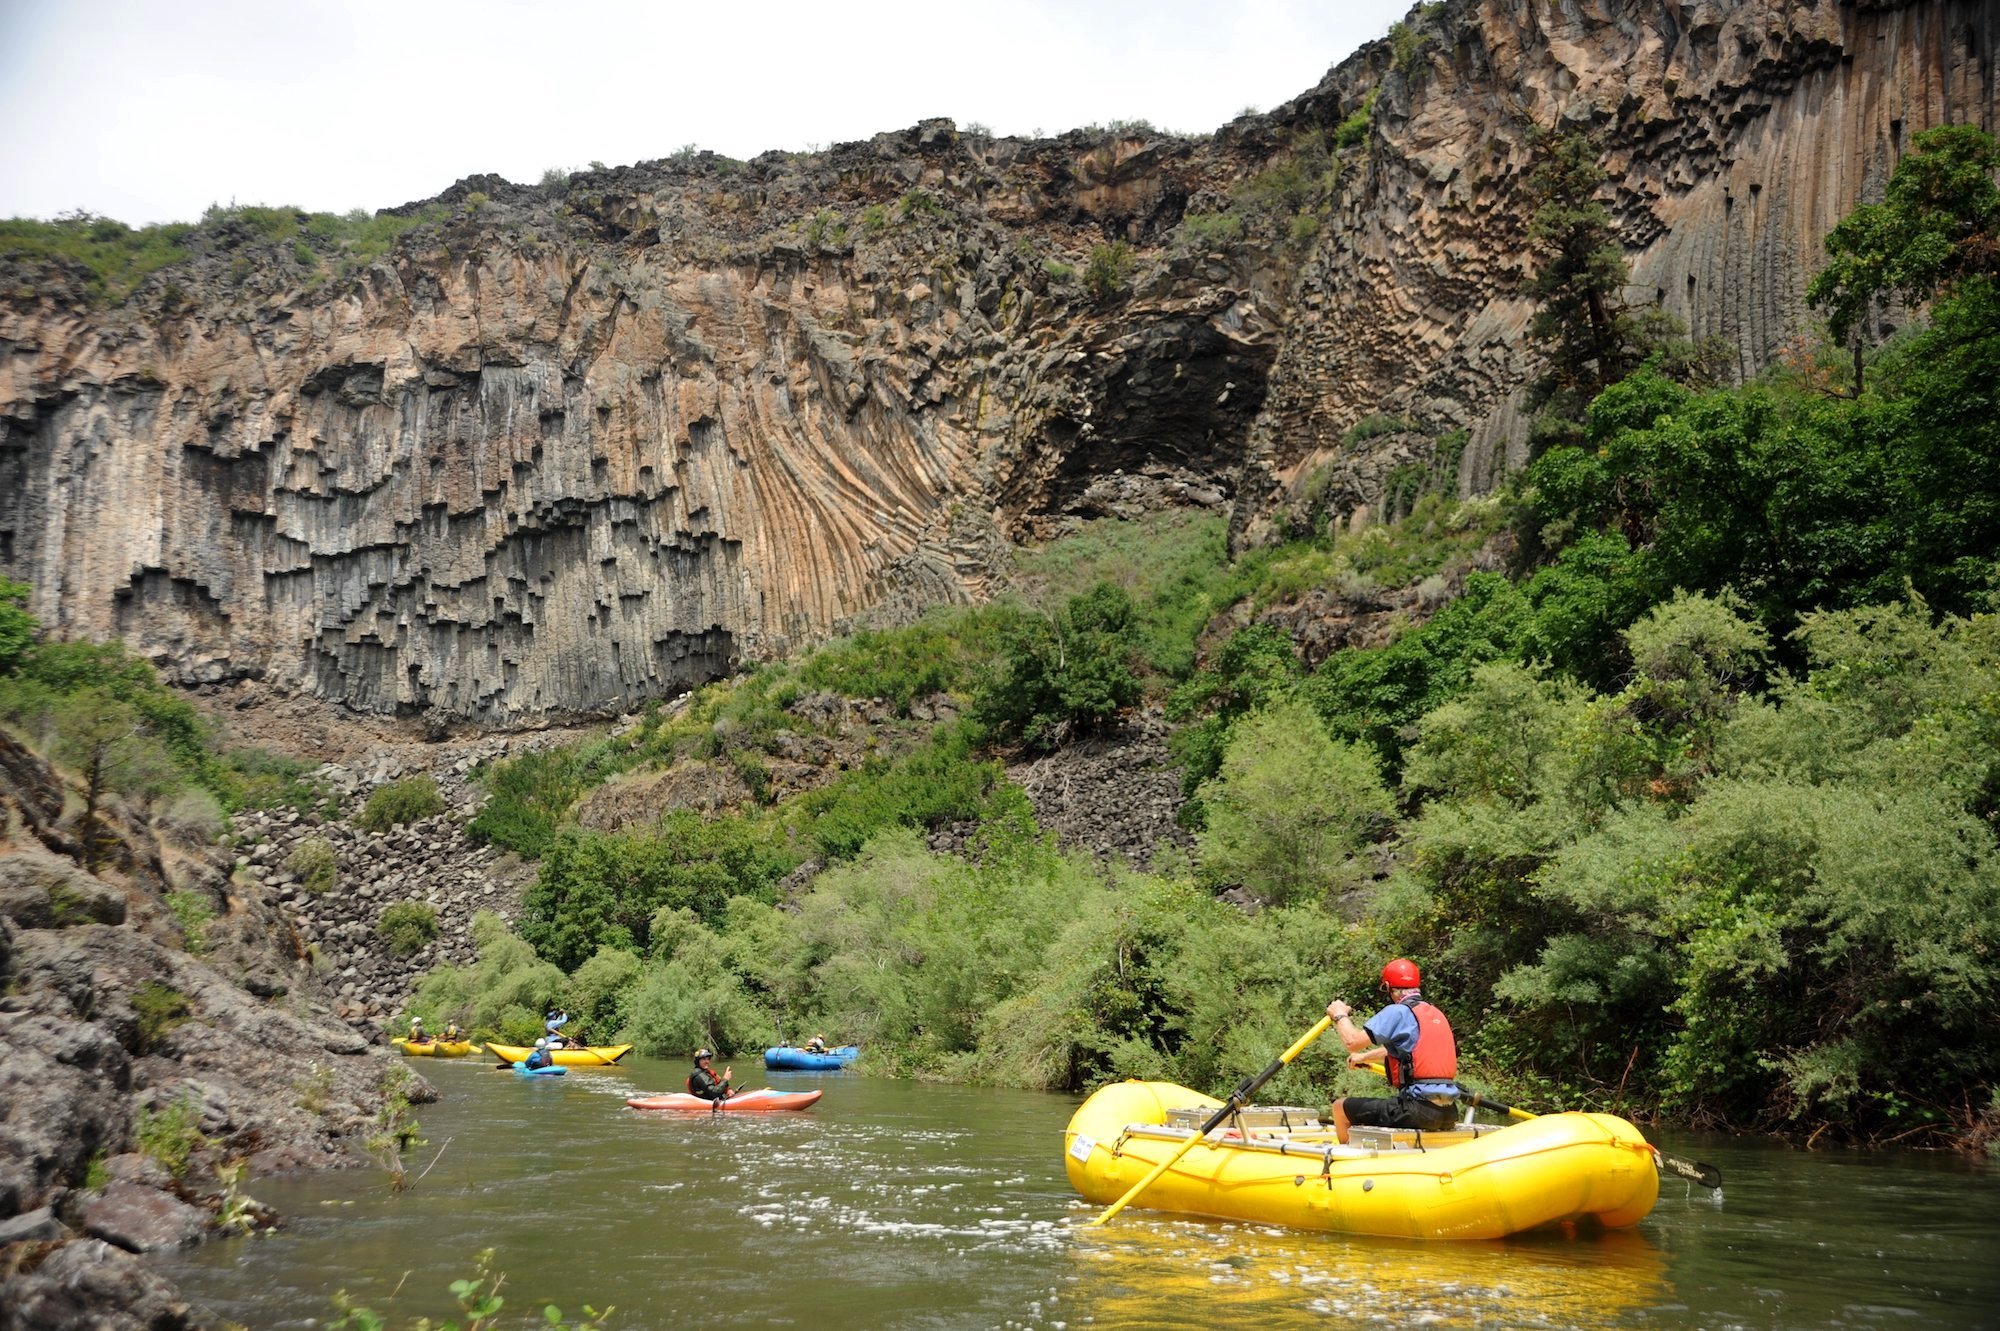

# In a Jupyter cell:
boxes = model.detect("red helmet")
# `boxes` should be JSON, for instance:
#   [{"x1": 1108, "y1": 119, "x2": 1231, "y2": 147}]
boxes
[{"x1": 1381, "y1": 958, "x2": 1421, "y2": 988}]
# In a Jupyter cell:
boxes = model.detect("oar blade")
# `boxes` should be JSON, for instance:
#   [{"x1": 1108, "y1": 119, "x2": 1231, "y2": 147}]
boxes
[{"x1": 1655, "y1": 1150, "x2": 1723, "y2": 1189}]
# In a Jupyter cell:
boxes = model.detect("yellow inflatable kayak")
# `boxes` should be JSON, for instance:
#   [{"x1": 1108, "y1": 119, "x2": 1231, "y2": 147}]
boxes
[
  {"x1": 1064, "y1": 1081, "x2": 1659, "y2": 1240},
  {"x1": 393, "y1": 1038, "x2": 473, "y2": 1057},
  {"x1": 484, "y1": 1042, "x2": 634, "y2": 1067}
]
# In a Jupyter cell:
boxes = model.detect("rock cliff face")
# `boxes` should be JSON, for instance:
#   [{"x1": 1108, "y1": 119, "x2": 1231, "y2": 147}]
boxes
[{"x1": 3, "y1": 0, "x2": 1995, "y2": 721}]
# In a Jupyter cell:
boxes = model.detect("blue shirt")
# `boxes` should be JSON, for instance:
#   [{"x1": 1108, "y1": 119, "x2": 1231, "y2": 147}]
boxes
[{"x1": 1363, "y1": 996, "x2": 1458, "y2": 1099}]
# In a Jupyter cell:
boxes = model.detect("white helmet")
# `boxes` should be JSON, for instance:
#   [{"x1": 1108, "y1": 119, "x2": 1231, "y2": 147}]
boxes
[{"x1": 534, "y1": 1037, "x2": 548, "y2": 1048}]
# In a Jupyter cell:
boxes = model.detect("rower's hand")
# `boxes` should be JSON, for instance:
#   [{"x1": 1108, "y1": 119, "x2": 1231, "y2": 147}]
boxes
[
  {"x1": 1348, "y1": 1052, "x2": 1370, "y2": 1069},
  {"x1": 724, "y1": 1065, "x2": 733, "y2": 1080},
  {"x1": 1327, "y1": 1000, "x2": 1351, "y2": 1020}
]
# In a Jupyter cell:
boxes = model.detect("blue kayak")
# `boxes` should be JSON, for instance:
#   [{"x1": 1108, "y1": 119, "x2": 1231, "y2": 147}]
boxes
[
  {"x1": 513, "y1": 1062, "x2": 567, "y2": 1077},
  {"x1": 763, "y1": 1045, "x2": 859, "y2": 1071}
]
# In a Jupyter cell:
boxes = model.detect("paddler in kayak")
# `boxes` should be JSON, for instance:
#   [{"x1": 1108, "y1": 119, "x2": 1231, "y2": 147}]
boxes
[
  {"x1": 523, "y1": 1037, "x2": 554, "y2": 1071},
  {"x1": 1324, "y1": 957, "x2": 1462, "y2": 1143},
  {"x1": 687, "y1": 1048, "x2": 735, "y2": 1101}
]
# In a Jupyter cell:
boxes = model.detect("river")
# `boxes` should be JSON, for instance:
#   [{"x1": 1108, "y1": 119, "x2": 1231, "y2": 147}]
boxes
[{"x1": 156, "y1": 1056, "x2": 2000, "y2": 1330}]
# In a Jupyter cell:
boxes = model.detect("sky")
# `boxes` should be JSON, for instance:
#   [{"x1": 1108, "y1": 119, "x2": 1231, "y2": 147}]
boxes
[{"x1": 0, "y1": 0, "x2": 1409, "y2": 226}]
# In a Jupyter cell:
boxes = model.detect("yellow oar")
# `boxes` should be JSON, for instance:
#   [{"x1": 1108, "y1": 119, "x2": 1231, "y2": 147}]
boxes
[{"x1": 1086, "y1": 1016, "x2": 1333, "y2": 1228}]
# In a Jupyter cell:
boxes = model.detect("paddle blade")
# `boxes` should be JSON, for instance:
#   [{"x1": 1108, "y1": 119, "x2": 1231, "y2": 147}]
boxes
[{"x1": 1656, "y1": 1150, "x2": 1723, "y2": 1189}]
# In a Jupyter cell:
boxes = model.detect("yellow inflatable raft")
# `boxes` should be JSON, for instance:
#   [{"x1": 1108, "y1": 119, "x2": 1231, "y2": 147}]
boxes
[
  {"x1": 1064, "y1": 1081, "x2": 1659, "y2": 1241},
  {"x1": 393, "y1": 1038, "x2": 473, "y2": 1057},
  {"x1": 484, "y1": 1042, "x2": 633, "y2": 1067}
]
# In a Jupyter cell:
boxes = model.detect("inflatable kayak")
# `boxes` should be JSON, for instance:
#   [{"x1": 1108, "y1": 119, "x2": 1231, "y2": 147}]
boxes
[
  {"x1": 513, "y1": 1063, "x2": 567, "y2": 1077},
  {"x1": 626, "y1": 1088, "x2": 823, "y2": 1112},
  {"x1": 485, "y1": 1043, "x2": 633, "y2": 1067},
  {"x1": 1064, "y1": 1080, "x2": 1658, "y2": 1241},
  {"x1": 763, "y1": 1044, "x2": 859, "y2": 1071},
  {"x1": 394, "y1": 1038, "x2": 473, "y2": 1058}
]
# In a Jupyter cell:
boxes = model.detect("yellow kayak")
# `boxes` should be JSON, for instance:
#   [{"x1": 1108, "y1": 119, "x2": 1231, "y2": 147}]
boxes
[
  {"x1": 393, "y1": 1038, "x2": 473, "y2": 1057},
  {"x1": 1064, "y1": 1080, "x2": 1659, "y2": 1240},
  {"x1": 484, "y1": 1042, "x2": 634, "y2": 1067}
]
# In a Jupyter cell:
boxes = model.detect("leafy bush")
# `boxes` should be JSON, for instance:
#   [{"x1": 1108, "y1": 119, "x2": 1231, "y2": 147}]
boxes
[
  {"x1": 0, "y1": 577, "x2": 34, "y2": 673},
  {"x1": 1195, "y1": 698, "x2": 1393, "y2": 906},
  {"x1": 165, "y1": 890, "x2": 215, "y2": 954},
  {"x1": 411, "y1": 913, "x2": 566, "y2": 1044},
  {"x1": 378, "y1": 901, "x2": 439, "y2": 957},
  {"x1": 1043, "y1": 260, "x2": 1076, "y2": 283},
  {"x1": 131, "y1": 980, "x2": 192, "y2": 1052},
  {"x1": 287, "y1": 837, "x2": 339, "y2": 893},
  {"x1": 1083, "y1": 241, "x2": 1135, "y2": 301},
  {"x1": 137, "y1": 1091, "x2": 208, "y2": 1179},
  {"x1": 468, "y1": 739, "x2": 630, "y2": 857},
  {"x1": 0, "y1": 214, "x2": 193, "y2": 299},
  {"x1": 973, "y1": 583, "x2": 1142, "y2": 751},
  {"x1": 358, "y1": 775, "x2": 446, "y2": 832},
  {"x1": 1179, "y1": 211, "x2": 1244, "y2": 246},
  {"x1": 1334, "y1": 91, "x2": 1376, "y2": 150},
  {"x1": 795, "y1": 606, "x2": 1018, "y2": 708}
]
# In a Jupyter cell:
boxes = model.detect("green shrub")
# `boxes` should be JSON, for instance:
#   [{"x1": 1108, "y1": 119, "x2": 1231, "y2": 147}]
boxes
[
  {"x1": 358, "y1": 775, "x2": 446, "y2": 832},
  {"x1": 1342, "y1": 413, "x2": 1416, "y2": 446},
  {"x1": 165, "y1": 890, "x2": 215, "y2": 954},
  {"x1": 292, "y1": 241, "x2": 315, "y2": 267},
  {"x1": 378, "y1": 901, "x2": 439, "y2": 957},
  {"x1": 131, "y1": 980, "x2": 192, "y2": 1052},
  {"x1": 1043, "y1": 260, "x2": 1076, "y2": 283},
  {"x1": 1334, "y1": 91, "x2": 1376, "y2": 150},
  {"x1": 0, "y1": 214, "x2": 194, "y2": 300},
  {"x1": 0, "y1": 577, "x2": 34, "y2": 673},
  {"x1": 1180, "y1": 211, "x2": 1244, "y2": 246},
  {"x1": 898, "y1": 190, "x2": 941, "y2": 219},
  {"x1": 287, "y1": 837, "x2": 338, "y2": 893},
  {"x1": 796, "y1": 606, "x2": 1019, "y2": 708},
  {"x1": 973, "y1": 584, "x2": 1142, "y2": 751},
  {"x1": 469, "y1": 739, "x2": 630, "y2": 857},
  {"x1": 1083, "y1": 241, "x2": 1135, "y2": 302},
  {"x1": 137, "y1": 1091, "x2": 208, "y2": 1179}
]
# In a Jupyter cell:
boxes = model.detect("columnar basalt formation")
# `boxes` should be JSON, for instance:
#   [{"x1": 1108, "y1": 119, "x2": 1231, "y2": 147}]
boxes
[{"x1": 2, "y1": 0, "x2": 1994, "y2": 720}]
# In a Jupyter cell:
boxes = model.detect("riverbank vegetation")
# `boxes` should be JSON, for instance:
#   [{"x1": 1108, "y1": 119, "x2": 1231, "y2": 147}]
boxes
[{"x1": 405, "y1": 127, "x2": 2000, "y2": 1149}]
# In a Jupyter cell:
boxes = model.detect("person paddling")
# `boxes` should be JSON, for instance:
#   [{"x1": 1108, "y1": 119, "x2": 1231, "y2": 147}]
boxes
[
  {"x1": 407, "y1": 1016, "x2": 428, "y2": 1046},
  {"x1": 687, "y1": 1048, "x2": 734, "y2": 1102},
  {"x1": 1324, "y1": 958, "x2": 1462, "y2": 1143},
  {"x1": 804, "y1": 1034, "x2": 828, "y2": 1054},
  {"x1": 544, "y1": 1008, "x2": 571, "y2": 1048},
  {"x1": 523, "y1": 1037, "x2": 555, "y2": 1071}
]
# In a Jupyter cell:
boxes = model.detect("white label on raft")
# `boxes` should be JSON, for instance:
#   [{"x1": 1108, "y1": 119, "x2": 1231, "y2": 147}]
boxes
[{"x1": 1069, "y1": 1134, "x2": 1096, "y2": 1163}]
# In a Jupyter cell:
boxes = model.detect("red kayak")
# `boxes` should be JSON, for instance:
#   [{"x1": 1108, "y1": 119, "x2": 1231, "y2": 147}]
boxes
[{"x1": 626, "y1": 1088, "x2": 823, "y2": 1112}]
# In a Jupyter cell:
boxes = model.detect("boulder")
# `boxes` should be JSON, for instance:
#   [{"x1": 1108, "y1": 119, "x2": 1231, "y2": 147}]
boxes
[
  {"x1": 0, "y1": 1238, "x2": 195, "y2": 1330},
  {"x1": 79, "y1": 1181, "x2": 209, "y2": 1253}
]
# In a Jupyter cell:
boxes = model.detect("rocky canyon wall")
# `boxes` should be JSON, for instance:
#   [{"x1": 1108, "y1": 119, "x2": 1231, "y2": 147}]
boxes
[{"x1": 2, "y1": 0, "x2": 1995, "y2": 721}]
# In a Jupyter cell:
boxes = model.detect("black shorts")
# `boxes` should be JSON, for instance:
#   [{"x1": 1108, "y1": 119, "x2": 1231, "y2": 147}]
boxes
[{"x1": 1338, "y1": 1095, "x2": 1459, "y2": 1132}]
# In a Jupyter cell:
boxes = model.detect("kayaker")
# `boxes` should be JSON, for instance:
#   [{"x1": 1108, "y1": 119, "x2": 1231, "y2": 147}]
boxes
[
  {"x1": 524, "y1": 1037, "x2": 554, "y2": 1071},
  {"x1": 544, "y1": 1008, "x2": 570, "y2": 1047},
  {"x1": 687, "y1": 1048, "x2": 734, "y2": 1101},
  {"x1": 1324, "y1": 957, "x2": 1461, "y2": 1144},
  {"x1": 804, "y1": 1034, "x2": 828, "y2": 1054}
]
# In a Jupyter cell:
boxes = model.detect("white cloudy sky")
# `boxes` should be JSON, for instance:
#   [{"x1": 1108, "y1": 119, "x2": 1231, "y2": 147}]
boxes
[{"x1": 0, "y1": 0, "x2": 1408, "y2": 225}]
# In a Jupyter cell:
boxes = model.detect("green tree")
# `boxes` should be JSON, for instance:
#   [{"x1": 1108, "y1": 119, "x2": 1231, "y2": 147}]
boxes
[
  {"x1": 1522, "y1": 131, "x2": 1675, "y2": 440},
  {"x1": 47, "y1": 688, "x2": 178, "y2": 868},
  {"x1": 1808, "y1": 124, "x2": 2000, "y2": 384},
  {"x1": 1195, "y1": 697, "x2": 1393, "y2": 906}
]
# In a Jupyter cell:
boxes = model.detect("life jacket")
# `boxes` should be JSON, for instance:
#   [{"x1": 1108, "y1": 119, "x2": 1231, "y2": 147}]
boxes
[{"x1": 1385, "y1": 994, "x2": 1458, "y2": 1092}]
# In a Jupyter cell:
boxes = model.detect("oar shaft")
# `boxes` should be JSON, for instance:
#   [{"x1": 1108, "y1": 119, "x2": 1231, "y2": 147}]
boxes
[{"x1": 1089, "y1": 1017, "x2": 1332, "y2": 1228}]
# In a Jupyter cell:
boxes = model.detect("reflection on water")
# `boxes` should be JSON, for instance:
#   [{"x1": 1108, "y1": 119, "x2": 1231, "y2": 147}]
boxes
[
  {"x1": 1069, "y1": 1220, "x2": 1666, "y2": 1329},
  {"x1": 153, "y1": 1058, "x2": 2000, "y2": 1330}
]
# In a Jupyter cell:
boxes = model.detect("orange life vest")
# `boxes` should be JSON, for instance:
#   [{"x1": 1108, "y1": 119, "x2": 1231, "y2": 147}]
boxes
[{"x1": 1385, "y1": 996, "x2": 1458, "y2": 1091}]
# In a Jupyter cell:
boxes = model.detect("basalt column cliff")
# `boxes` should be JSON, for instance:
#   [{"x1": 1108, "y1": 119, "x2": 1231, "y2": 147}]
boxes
[{"x1": 3, "y1": 0, "x2": 1994, "y2": 722}]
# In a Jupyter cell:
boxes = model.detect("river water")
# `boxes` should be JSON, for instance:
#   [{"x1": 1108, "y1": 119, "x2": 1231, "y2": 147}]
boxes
[{"x1": 157, "y1": 1056, "x2": 2000, "y2": 1330}]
